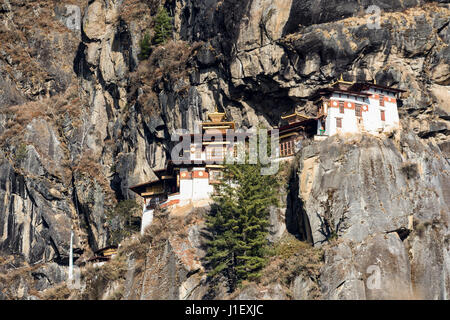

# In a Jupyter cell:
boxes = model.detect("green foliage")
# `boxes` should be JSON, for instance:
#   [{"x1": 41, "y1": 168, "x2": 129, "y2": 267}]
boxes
[
  {"x1": 106, "y1": 200, "x2": 141, "y2": 245},
  {"x1": 138, "y1": 32, "x2": 152, "y2": 60},
  {"x1": 205, "y1": 160, "x2": 280, "y2": 291},
  {"x1": 14, "y1": 143, "x2": 27, "y2": 162},
  {"x1": 153, "y1": 7, "x2": 173, "y2": 45}
]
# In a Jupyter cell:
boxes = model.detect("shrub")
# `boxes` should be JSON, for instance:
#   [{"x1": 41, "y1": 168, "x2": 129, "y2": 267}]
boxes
[
  {"x1": 138, "y1": 32, "x2": 152, "y2": 60},
  {"x1": 153, "y1": 7, "x2": 173, "y2": 45},
  {"x1": 261, "y1": 234, "x2": 323, "y2": 288},
  {"x1": 14, "y1": 143, "x2": 28, "y2": 162},
  {"x1": 106, "y1": 200, "x2": 142, "y2": 245}
]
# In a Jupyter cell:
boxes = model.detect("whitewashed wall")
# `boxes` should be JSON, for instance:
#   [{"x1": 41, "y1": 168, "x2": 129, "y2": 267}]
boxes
[{"x1": 319, "y1": 89, "x2": 400, "y2": 137}]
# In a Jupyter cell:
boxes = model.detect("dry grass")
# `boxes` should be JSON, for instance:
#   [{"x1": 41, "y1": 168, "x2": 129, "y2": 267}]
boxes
[
  {"x1": 0, "y1": 84, "x2": 83, "y2": 147},
  {"x1": 0, "y1": 0, "x2": 86, "y2": 101},
  {"x1": 130, "y1": 40, "x2": 203, "y2": 115},
  {"x1": 71, "y1": 150, "x2": 117, "y2": 211},
  {"x1": 0, "y1": 0, "x2": 87, "y2": 150},
  {"x1": 227, "y1": 235, "x2": 324, "y2": 300},
  {"x1": 40, "y1": 284, "x2": 73, "y2": 300},
  {"x1": 78, "y1": 255, "x2": 128, "y2": 300},
  {"x1": 77, "y1": 211, "x2": 178, "y2": 300},
  {"x1": 73, "y1": 153, "x2": 111, "y2": 194},
  {"x1": 0, "y1": 258, "x2": 45, "y2": 299},
  {"x1": 261, "y1": 234, "x2": 324, "y2": 288},
  {"x1": 120, "y1": 0, "x2": 159, "y2": 24}
]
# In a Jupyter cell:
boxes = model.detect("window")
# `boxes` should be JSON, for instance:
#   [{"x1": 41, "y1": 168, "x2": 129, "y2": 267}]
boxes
[
  {"x1": 207, "y1": 147, "x2": 224, "y2": 161},
  {"x1": 280, "y1": 139, "x2": 295, "y2": 157},
  {"x1": 380, "y1": 110, "x2": 385, "y2": 122},
  {"x1": 286, "y1": 140, "x2": 294, "y2": 156},
  {"x1": 379, "y1": 95, "x2": 384, "y2": 107},
  {"x1": 195, "y1": 147, "x2": 202, "y2": 159},
  {"x1": 355, "y1": 104, "x2": 362, "y2": 117},
  {"x1": 336, "y1": 118, "x2": 342, "y2": 128},
  {"x1": 233, "y1": 145, "x2": 238, "y2": 158},
  {"x1": 339, "y1": 101, "x2": 345, "y2": 113}
]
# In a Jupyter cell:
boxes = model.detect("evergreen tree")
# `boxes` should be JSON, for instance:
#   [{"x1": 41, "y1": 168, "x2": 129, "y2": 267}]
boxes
[
  {"x1": 153, "y1": 7, "x2": 173, "y2": 45},
  {"x1": 138, "y1": 32, "x2": 152, "y2": 60},
  {"x1": 106, "y1": 200, "x2": 141, "y2": 245},
  {"x1": 206, "y1": 160, "x2": 279, "y2": 291}
]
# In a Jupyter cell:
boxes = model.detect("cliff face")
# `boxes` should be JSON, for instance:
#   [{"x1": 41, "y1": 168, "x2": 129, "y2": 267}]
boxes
[
  {"x1": 0, "y1": 0, "x2": 449, "y2": 299},
  {"x1": 296, "y1": 132, "x2": 449, "y2": 299}
]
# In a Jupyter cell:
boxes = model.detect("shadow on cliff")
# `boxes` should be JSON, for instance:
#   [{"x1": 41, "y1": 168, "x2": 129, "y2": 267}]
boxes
[{"x1": 285, "y1": 159, "x2": 314, "y2": 245}]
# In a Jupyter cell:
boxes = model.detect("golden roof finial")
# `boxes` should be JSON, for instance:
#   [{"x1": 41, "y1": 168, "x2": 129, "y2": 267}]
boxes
[
  {"x1": 207, "y1": 106, "x2": 226, "y2": 123},
  {"x1": 340, "y1": 74, "x2": 344, "y2": 82},
  {"x1": 374, "y1": 77, "x2": 377, "y2": 85}
]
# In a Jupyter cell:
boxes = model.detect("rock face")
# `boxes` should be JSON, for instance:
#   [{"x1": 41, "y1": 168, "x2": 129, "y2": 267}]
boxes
[
  {"x1": 118, "y1": 206, "x2": 211, "y2": 300},
  {"x1": 295, "y1": 132, "x2": 449, "y2": 299},
  {"x1": 0, "y1": 0, "x2": 449, "y2": 300}
]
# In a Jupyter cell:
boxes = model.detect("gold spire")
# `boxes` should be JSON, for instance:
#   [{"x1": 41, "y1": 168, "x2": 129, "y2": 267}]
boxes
[
  {"x1": 208, "y1": 112, "x2": 225, "y2": 123},
  {"x1": 207, "y1": 106, "x2": 226, "y2": 123},
  {"x1": 331, "y1": 74, "x2": 353, "y2": 87},
  {"x1": 203, "y1": 107, "x2": 235, "y2": 130}
]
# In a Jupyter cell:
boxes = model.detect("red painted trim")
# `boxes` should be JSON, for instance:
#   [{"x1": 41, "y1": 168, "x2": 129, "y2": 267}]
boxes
[
  {"x1": 384, "y1": 96, "x2": 397, "y2": 103},
  {"x1": 192, "y1": 171, "x2": 209, "y2": 179},
  {"x1": 179, "y1": 172, "x2": 192, "y2": 180},
  {"x1": 161, "y1": 199, "x2": 180, "y2": 208}
]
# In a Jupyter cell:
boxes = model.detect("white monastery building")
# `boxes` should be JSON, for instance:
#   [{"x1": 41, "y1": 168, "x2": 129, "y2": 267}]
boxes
[
  {"x1": 314, "y1": 77, "x2": 405, "y2": 137},
  {"x1": 278, "y1": 78, "x2": 405, "y2": 158},
  {"x1": 130, "y1": 112, "x2": 237, "y2": 234},
  {"x1": 131, "y1": 78, "x2": 406, "y2": 233}
]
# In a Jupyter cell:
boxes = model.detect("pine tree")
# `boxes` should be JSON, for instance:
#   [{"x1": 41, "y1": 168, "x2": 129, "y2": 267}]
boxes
[
  {"x1": 138, "y1": 32, "x2": 152, "y2": 60},
  {"x1": 205, "y1": 160, "x2": 279, "y2": 291},
  {"x1": 153, "y1": 7, "x2": 173, "y2": 45},
  {"x1": 106, "y1": 200, "x2": 141, "y2": 245}
]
